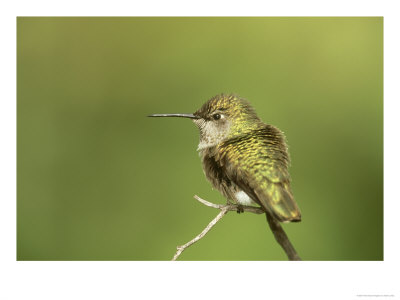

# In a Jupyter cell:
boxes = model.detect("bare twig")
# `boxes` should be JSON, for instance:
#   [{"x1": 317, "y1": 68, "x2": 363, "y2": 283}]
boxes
[
  {"x1": 172, "y1": 195, "x2": 301, "y2": 261},
  {"x1": 193, "y1": 195, "x2": 265, "y2": 214},
  {"x1": 265, "y1": 213, "x2": 301, "y2": 261},
  {"x1": 172, "y1": 207, "x2": 229, "y2": 261}
]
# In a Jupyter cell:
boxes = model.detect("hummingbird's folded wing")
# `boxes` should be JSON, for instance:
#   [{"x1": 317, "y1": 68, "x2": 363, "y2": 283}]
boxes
[{"x1": 216, "y1": 126, "x2": 301, "y2": 222}]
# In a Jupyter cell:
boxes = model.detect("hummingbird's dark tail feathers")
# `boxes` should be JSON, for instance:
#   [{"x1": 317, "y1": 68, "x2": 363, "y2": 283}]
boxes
[
  {"x1": 279, "y1": 188, "x2": 302, "y2": 223},
  {"x1": 255, "y1": 182, "x2": 301, "y2": 223}
]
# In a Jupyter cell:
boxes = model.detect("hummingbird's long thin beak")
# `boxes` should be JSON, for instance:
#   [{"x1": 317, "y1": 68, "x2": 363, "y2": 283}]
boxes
[{"x1": 148, "y1": 113, "x2": 198, "y2": 119}]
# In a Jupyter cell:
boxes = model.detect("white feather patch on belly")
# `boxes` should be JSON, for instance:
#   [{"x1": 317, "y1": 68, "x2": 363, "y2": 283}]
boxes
[{"x1": 235, "y1": 191, "x2": 256, "y2": 206}]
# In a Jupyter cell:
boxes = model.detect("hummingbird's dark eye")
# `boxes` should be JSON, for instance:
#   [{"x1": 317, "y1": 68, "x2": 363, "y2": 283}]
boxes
[{"x1": 213, "y1": 113, "x2": 221, "y2": 120}]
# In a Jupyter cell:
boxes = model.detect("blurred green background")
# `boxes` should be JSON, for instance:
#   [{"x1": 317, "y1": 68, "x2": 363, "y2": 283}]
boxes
[{"x1": 17, "y1": 17, "x2": 383, "y2": 260}]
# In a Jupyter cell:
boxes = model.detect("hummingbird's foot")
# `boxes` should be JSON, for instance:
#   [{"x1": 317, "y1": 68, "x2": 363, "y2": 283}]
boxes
[{"x1": 236, "y1": 205, "x2": 244, "y2": 214}]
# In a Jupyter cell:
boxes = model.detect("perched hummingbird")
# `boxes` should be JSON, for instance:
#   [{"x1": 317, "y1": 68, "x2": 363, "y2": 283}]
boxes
[{"x1": 149, "y1": 94, "x2": 301, "y2": 223}]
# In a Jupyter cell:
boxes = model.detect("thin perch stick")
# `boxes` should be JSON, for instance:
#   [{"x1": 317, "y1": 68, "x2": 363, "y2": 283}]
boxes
[
  {"x1": 172, "y1": 196, "x2": 264, "y2": 260},
  {"x1": 265, "y1": 213, "x2": 301, "y2": 261},
  {"x1": 171, "y1": 195, "x2": 301, "y2": 261},
  {"x1": 193, "y1": 195, "x2": 265, "y2": 214},
  {"x1": 172, "y1": 207, "x2": 229, "y2": 261}
]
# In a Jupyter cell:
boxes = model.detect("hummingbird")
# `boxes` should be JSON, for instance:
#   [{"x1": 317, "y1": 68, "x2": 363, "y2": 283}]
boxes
[{"x1": 149, "y1": 94, "x2": 301, "y2": 223}]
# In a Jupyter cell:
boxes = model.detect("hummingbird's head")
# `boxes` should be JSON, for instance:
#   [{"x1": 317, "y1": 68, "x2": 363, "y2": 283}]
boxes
[
  {"x1": 148, "y1": 94, "x2": 263, "y2": 150},
  {"x1": 192, "y1": 94, "x2": 263, "y2": 150}
]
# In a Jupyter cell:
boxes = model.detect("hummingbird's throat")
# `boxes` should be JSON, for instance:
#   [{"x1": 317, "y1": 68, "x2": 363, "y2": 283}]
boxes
[{"x1": 194, "y1": 118, "x2": 231, "y2": 151}]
